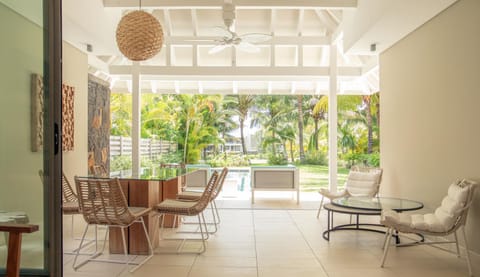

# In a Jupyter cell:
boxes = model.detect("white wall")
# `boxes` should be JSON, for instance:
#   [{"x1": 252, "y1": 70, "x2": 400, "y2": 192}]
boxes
[
  {"x1": 342, "y1": 0, "x2": 457, "y2": 54},
  {"x1": 62, "y1": 42, "x2": 88, "y2": 183},
  {"x1": 380, "y1": 0, "x2": 480, "y2": 270}
]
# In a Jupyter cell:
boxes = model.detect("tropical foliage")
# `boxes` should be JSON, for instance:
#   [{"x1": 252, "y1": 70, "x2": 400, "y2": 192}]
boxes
[{"x1": 110, "y1": 92, "x2": 380, "y2": 167}]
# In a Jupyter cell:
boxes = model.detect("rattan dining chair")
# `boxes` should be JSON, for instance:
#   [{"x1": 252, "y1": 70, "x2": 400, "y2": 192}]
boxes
[
  {"x1": 154, "y1": 171, "x2": 220, "y2": 254},
  {"x1": 380, "y1": 179, "x2": 478, "y2": 276},
  {"x1": 73, "y1": 177, "x2": 153, "y2": 272},
  {"x1": 316, "y1": 166, "x2": 383, "y2": 218},
  {"x1": 39, "y1": 171, "x2": 81, "y2": 238},
  {"x1": 176, "y1": 167, "x2": 228, "y2": 231}
]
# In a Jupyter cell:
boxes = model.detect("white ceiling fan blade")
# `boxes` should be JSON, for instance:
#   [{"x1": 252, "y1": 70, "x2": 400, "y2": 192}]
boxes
[
  {"x1": 212, "y1": 26, "x2": 233, "y2": 38},
  {"x1": 209, "y1": 44, "x2": 230, "y2": 54},
  {"x1": 236, "y1": 41, "x2": 261, "y2": 53},
  {"x1": 240, "y1": 33, "x2": 272, "y2": 43}
]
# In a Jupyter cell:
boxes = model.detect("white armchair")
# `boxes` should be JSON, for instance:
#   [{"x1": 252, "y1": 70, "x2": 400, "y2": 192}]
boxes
[
  {"x1": 316, "y1": 166, "x2": 383, "y2": 218},
  {"x1": 380, "y1": 179, "x2": 478, "y2": 276}
]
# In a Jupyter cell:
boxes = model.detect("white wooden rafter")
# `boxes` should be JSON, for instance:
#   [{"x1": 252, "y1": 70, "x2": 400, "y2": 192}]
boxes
[
  {"x1": 109, "y1": 65, "x2": 362, "y2": 79},
  {"x1": 103, "y1": 0, "x2": 358, "y2": 9}
]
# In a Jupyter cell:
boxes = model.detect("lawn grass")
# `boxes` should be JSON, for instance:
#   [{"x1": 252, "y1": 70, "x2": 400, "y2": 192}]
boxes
[{"x1": 297, "y1": 165, "x2": 349, "y2": 192}]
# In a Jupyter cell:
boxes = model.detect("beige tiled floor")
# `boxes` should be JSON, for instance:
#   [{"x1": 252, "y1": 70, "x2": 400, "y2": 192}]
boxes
[{"x1": 63, "y1": 198, "x2": 475, "y2": 277}]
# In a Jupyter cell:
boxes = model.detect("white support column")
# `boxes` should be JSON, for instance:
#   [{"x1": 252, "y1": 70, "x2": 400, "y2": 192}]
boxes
[
  {"x1": 328, "y1": 43, "x2": 338, "y2": 192},
  {"x1": 132, "y1": 62, "x2": 141, "y2": 177}
]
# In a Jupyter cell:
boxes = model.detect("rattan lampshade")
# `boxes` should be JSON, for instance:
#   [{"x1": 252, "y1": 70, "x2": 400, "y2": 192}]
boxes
[{"x1": 116, "y1": 10, "x2": 164, "y2": 61}]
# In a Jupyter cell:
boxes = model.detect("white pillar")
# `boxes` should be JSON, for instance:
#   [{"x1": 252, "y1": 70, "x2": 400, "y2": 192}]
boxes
[
  {"x1": 328, "y1": 43, "x2": 338, "y2": 192},
  {"x1": 132, "y1": 62, "x2": 141, "y2": 177}
]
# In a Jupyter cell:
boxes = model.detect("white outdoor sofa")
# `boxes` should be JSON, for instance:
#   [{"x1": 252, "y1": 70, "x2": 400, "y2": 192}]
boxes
[{"x1": 250, "y1": 166, "x2": 300, "y2": 204}]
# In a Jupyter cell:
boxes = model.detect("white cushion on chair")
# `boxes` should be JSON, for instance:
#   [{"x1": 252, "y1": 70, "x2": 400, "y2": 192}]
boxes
[
  {"x1": 381, "y1": 180, "x2": 473, "y2": 233},
  {"x1": 346, "y1": 171, "x2": 382, "y2": 197}
]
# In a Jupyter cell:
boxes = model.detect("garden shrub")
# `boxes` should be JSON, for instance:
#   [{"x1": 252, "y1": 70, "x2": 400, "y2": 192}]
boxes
[
  {"x1": 268, "y1": 154, "x2": 288, "y2": 165},
  {"x1": 302, "y1": 151, "x2": 327, "y2": 165},
  {"x1": 207, "y1": 153, "x2": 250, "y2": 167}
]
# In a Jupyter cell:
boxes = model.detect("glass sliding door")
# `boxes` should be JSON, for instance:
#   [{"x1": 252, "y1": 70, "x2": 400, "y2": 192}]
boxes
[{"x1": 0, "y1": 0, "x2": 62, "y2": 275}]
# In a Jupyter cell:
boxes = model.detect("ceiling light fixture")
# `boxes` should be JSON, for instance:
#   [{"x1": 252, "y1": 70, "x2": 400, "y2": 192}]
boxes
[{"x1": 116, "y1": 0, "x2": 164, "y2": 61}]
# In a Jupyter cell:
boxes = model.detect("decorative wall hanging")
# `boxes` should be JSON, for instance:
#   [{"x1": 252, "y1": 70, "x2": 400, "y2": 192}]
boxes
[
  {"x1": 115, "y1": 1, "x2": 164, "y2": 61},
  {"x1": 31, "y1": 74, "x2": 76, "y2": 152},
  {"x1": 31, "y1": 74, "x2": 44, "y2": 152},
  {"x1": 62, "y1": 84, "x2": 75, "y2": 151},
  {"x1": 88, "y1": 75, "x2": 111, "y2": 175}
]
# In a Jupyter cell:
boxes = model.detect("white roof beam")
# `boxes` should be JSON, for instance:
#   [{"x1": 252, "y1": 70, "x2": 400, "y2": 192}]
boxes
[
  {"x1": 104, "y1": 0, "x2": 357, "y2": 9},
  {"x1": 109, "y1": 65, "x2": 362, "y2": 80},
  {"x1": 315, "y1": 10, "x2": 337, "y2": 35},
  {"x1": 163, "y1": 10, "x2": 173, "y2": 36},
  {"x1": 88, "y1": 55, "x2": 110, "y2": 74},
  {"x1": 165, "y1": 36, "x2": 331, "y2": 45},
  {"x1": 297, "y1": 9, "x2": 304, "y2": 36},
  {"x1": 361, "y1": 56, "x2": 379, "y2": 75},
  {"x1": 191, "y1": 9, "x2": 199, "y2": 36}
]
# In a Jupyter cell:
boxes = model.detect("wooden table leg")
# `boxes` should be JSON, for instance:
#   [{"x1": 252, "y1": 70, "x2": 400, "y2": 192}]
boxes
[
  {"x1": 0, "y1": 224, "x2": 39, "y2": 277},
  {"x1": 7, "y1": 232, "x2": 22, "y2": 277}
]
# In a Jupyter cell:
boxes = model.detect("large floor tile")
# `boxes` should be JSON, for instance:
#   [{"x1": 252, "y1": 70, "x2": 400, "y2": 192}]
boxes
[{"x1": 188, "y1": 266, "x2": 257, "y2": 277}]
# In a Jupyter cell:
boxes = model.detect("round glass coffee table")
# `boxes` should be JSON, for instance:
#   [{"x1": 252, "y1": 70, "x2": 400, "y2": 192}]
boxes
[{"x1": 322, "y1": 196, "x2": 423, "y2": 242}]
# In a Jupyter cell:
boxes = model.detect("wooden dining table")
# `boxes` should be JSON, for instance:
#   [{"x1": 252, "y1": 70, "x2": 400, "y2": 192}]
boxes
[{"x1": 107, "y1": 168, "x2": 199, "y2": 255}]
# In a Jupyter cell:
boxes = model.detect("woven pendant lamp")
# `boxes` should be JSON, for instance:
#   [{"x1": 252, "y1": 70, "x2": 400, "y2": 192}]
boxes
[{"x1": 116, "y1": 8, "x2": 164, "y2": 61}]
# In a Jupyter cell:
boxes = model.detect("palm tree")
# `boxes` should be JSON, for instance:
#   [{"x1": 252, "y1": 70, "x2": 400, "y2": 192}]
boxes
[
  {"x1": 309, "y1": 96, "x2": 328, "y2": 150},
  {"x1": 224, "y1": 95, "x2": 254, "y2": 155},
  {"x1": 297, "y1": 95, "x2": 306, "y2": 162},
  {"x1": 251, "y1": 95, "x2": 295, "y2": 156}
]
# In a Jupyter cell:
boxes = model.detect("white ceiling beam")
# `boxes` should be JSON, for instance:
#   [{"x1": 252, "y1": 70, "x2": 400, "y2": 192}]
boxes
[
  {"x1": 198, "y1": 81, "x2": 204, "y2": 94},
  {"x1": 233, "y1": 81, "x2": 238, "y2": 94},
  {"x1": 109, "y1": 65, "x2": 362, "y2": 79},
  {"x1": 290, "y1": 82, "x2": 296, "y2": 94},
  {"x1": 88, "y1": 55, "x2": 110, "y2": 73},
  {"x1": 191, "y1": 9, "x2": 199, "y2": 36},
  {"x1": 325, "y1": 9, "x2": 340, "y2": 25},
  {"x1": 163, "y1": 10, "x2": 173, "y2": 36},
  {"x1": 174, "y1": 80, "x2": 180, "y2": 93},
  {"x1": 361, "y1": 56, "x2": 379, "y2": 75},
  {"x1": 112, "y1": 87, "x2": 366, "y2": 95},
  {"x1": 315, "y1": 10, "x2": 337, "y2": 35},
  {"x1": 166, "y1": 36, "x2": 331, "y2": 45},
  {"x1": 267, "y1": 81, "x2": 272, "y2": 94},
  {"x1": 104, "y1": 0, "x2": 357, "y2": 9},
  {"x1": 297, "y1": 9, "x2": 304, "y2": 36},
  {"x1": 270, "y1": 9, "x2": 276, "y2": 35}
]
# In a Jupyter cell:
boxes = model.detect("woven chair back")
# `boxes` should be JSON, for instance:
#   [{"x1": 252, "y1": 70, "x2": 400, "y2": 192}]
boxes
[
  {"x1": 211, "y1": 167, "x2": 229, "y2": 201},
  {"x1": 75, "y1": 177, "x2": 135, "y2": 226},
  {"x1": 189, "y1": 171, "x2": 219, "y2": 215},
  {"x1": 62, "y1": 173, "x2": 78, "y2": 203}
]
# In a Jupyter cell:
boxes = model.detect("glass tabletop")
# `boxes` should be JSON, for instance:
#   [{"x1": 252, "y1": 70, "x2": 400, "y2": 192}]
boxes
[{"x1": 332, "y1": 196, "x2": 423, "y2": 212}]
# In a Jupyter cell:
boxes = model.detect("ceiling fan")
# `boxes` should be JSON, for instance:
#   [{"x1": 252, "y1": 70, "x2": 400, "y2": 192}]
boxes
[{"x1": 206, "y1": 2, "x2": 272, "y2": 54}]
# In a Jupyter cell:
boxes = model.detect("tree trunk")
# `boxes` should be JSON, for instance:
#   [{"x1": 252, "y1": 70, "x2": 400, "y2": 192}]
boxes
[
  {"x1": 183, "y1": 120, "x2": 189, "y2": 163},
  {"x1": 289, "y1": 140, "x2": 294, "y2": 163},
  {"x1": 239, "y1": 118, "x2": 247, "y2": 155},
  {"x1": 297, "y1": 95, "x2": 305, "y2": 161},
  {"x1": 314, "y1": 118, "x2": 319, "y2": 151},
  {"x1": 364, "y1": 96, "x2": 373, "y2": 154}
]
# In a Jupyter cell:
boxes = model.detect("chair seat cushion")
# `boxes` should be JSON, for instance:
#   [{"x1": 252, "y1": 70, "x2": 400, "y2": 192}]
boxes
[
  {"x1": 62, "y1": 201, "x2": 80, "y2": 214},
  {"x1": 155, "y1": 199, "x2": 200, "y2": 216},
  {"x1": 128, "y1": 207, "x2": 152, "y2": 218},
  {"x1": 177, "y1": 191, "x2": 202, "y2": 200},
  {"x1": 318, "y1": 188, "x2": 348, "y2": 200},
  {"x1": 381, "y1": 209, "x2": 448, "y2": 233}
]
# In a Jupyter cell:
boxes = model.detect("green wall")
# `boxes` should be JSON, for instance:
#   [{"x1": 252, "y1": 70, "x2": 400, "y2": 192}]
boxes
[{"x1": 0, "y1": 2, "x2": 45, "y2": 268}]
